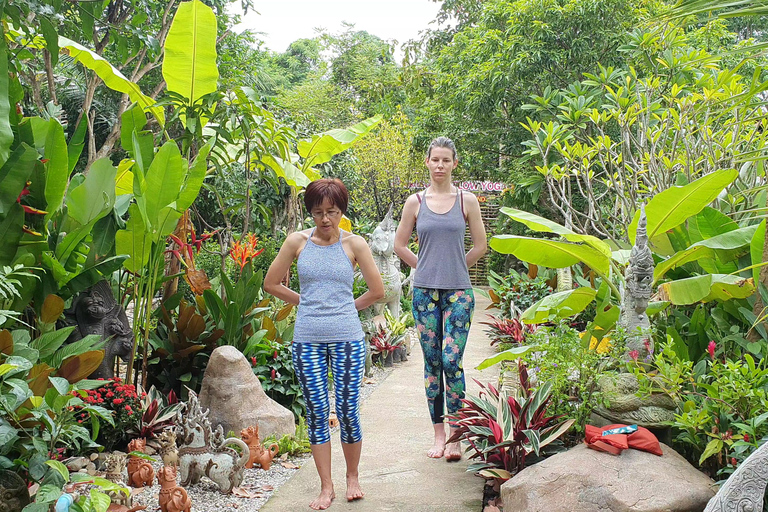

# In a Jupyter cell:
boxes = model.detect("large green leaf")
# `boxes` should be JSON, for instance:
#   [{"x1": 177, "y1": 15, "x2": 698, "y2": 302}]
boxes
[
  {"x1": 659, "y1": 274, "x2": 755, "y2": 305},
  {"x1": 138, "y1": 141, "x2": 183, "y2": 231},
  {"x1": 177, "y1": 142, "x2": 211, "y2": 211},
  {"x1": 120, "y1": 104, "x2": 148, "y2": 157},
  {"x1": 628, "y1": 169, "x2": 739, "y2": 244},
  {"x1": 476, "y1": 345, "x2": 540, "y2": 370},
  {"x1": 59, "y1": 37, "x2": 164, "y2": 125},
  {"x1": 67, "y1": 111, "x2": 88, "y2": 173},
  {"x1": 654, "y1": 225, "x2": 759, "y2": 283},
  {"x1": 262, "y1": 154, "x2": 310, "y2": 188},
  {"x1": 751, "y1": 220, "x2": 766, "y2": 285},
  {"x1": 115, "y1": 204, "x2": 151, "y2": 274},
  {"x1": 490, "y1": 235, "x2": 610, "y2": 275},
  {"x1": 298, "y1": 115, "x2": 382, "y2": 169},
  {"x1": 162, "y1": 0, "x2": 219, "y2": 104},
  {"x1": 0, "y1": 204, "x2": 23, "y2": 266},
  {"x1": 0, "y1": 143, "x2": 39, "y2": 216},
  {"x1": 688, "y1": 207, "x2": 739, "y2": 242},
  {"x1": 0, "y1": 25, "x2": 13, "y2": 168},
  {"x1": 43, "y1": 119, "x2": 69, "y2": 217},
  {"x1": 499, "y1": 207, "x2": 611, "y2": 256},
  {"x1": 521, "y1": 288, "x2": 597, "y2": 324},
  {"x1": 66, "y1": 158, "x2": 116, "y2": 226}
]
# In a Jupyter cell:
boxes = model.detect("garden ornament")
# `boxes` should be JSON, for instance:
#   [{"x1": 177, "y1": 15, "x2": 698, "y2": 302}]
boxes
[
  {"x1": 618, "y1": 204, "x2": 655, "y2": 361},
  {"x1": 368, "y1": 205, "x2": 410, "y2": 319},
  {"x1": 53, "y1": 482, "x2": 92, "y2": 512},
  {"x1": 104, "y1": 454, "x2": 132, "y2": 507},
  {"x1": 63, "y1": 280, "x2": 133, "y2": 379},
  {"x1": 240, "y1": 425, "x2": 280, "y2": 470},
  {"x1": 176, "y1": 391, "x2": 250, "y2": 494},
  {"x1": 157, "y1": 430, "x2": 179, "y2": 468},
  {"x1": 157, "y1": 465, "x2": 192, "y2": 512},
  {"x1": 0, "y1": 469, "x2": 30, "y2": 512},
  {"x1": 704, "y1": 439, "x2": 768, "y2": 512},
  {"x1": 126, "y1": 438, "x2": 155, "y2": 488}
]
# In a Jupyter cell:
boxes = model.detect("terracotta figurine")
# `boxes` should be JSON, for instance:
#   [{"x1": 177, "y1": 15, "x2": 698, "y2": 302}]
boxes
[
  {"x1": 157, "y1": 466, "x2": 192, "y2": 512},
  {"x1": 240, "y1": 425, "x2": 280, "y2": 471},
  {"x1": 126, "y1": 438, "x2": 155, "y2": 488},
  {"x1": 157, "y1": 430, "x2": 179, "y2": 468}
]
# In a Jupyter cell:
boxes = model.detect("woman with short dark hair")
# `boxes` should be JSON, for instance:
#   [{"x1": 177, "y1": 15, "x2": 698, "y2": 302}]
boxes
[
  {"x1": 264, "y1": 178, "x2": 384, "y2": 510},
  {"x1": 394, "y1": 137, "x2": 487, "y2": 461}
]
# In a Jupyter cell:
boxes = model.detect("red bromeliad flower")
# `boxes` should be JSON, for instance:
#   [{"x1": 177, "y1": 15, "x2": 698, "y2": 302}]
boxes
[
  {"x1": 167, "y1": 227, "x2": 217, "y2": 267},
  {"x1": 629, "y1": 350, "x2": 639, "y2": 362},
  {"x1": 229, "y1": 233, "x2": 264, "y2": 271},
  {"x1": 707, "y1": 340, "x2": 717, "y2": 361}
]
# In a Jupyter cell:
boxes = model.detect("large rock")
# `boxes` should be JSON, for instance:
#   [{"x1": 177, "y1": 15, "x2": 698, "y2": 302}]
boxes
[
  {"x1": 199, "y1": 346, "x2": 295, "y2": 440},
  {"x1": 501, "y1": 443, "x2": 716, "y2": 512}
]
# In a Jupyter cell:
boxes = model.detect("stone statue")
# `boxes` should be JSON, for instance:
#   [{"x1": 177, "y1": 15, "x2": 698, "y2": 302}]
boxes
[
  {"x1": 593, "y1": 204, "x2": 675, "y2": 433},
  {"x1": 241, "y1": 425, "x2": 280, "y2": 470},
  {"x1": 619, "y1": 204, "x2": 654, "y2": 361},
  {"x1": 63, "y1": 280, "x2": 133, "y2": 379},
  {"x1": 705, "y1": 440, "x2": 768, "y2": 511},
  {"x1": 0, "y1": 469, "x2": 30, "y2": 512},
  {"x1": 176, "y1": 391, "x2": 250, "y2": 494},
  {"x1": 157, "y1": 466, "x2": 192, "y2": 512},
  {"x1": 369, "y1": 205, "x2": 409, "y2": 319}
]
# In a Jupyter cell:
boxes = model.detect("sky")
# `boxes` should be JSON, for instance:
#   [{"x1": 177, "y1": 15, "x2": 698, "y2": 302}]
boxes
[{"x1": 231, "y1": 0, "x2": 442, "y2": 59}]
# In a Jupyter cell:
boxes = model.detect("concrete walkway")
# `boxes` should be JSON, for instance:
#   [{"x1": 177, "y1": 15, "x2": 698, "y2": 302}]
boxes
[{"x1": 261, "y1": 291, "x2": 498, "y2": 512}]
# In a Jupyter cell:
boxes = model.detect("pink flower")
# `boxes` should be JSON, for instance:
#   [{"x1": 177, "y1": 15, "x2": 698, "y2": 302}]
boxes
[
  {"x1": 708, "y1": 340, "x2": 716, "y2": 360},
  {"x1": 629, "y1": 350, "x2": 639, "y2": 361}
]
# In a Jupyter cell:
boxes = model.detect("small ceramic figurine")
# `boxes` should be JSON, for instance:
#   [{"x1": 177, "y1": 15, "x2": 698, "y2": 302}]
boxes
[
  {"x1": 157, "y1": 466, "x2": 192, "y2": 512},
  {"x1": 127, "y1": 438, "x2": 155, "y2": 488},
  {"x1": 240, "y1": 425, "x2": 280, "y2": 471},
  {"x1": 157, "y1": 430, "x2": 179, "y2": 468},
  {"x1": 103, "y1": 454, "x2": 131, "y2": 507}
]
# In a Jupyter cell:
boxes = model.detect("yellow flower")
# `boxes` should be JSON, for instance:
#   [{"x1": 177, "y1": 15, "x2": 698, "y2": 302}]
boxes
[
  {"x1": 339, "y1": 215, "x2": 352, "y2": 232},
  {"x1": 581, "y1": 332, "x2": 612, "y2": 354}
]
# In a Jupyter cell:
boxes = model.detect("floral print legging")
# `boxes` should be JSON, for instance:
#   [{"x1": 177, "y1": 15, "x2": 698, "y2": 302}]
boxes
[{"x1": 412, "y1": 287, "x2": 475, "y2": 424}]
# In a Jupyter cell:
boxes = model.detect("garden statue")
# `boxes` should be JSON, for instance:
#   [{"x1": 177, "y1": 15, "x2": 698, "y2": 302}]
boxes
[
  {"x1": 176, "y1": 391, "x2": 250, "y2": 494},
  {"x1": 0, "y1": 469, "x2": 30, "y2": 512},
  {"x1": 63, "y1": 280, "x2": 133, "y2": 379},
  {"x1": 368, "y1": 205, "x2": 408, "y2": 319},
  {"x1": 126, "y1": 438, "x2": 155, "y2": 488},
  {"x1": 704, "y1": 439, "x2": 768, "y2": 512},
  {"x1": 593, "y1": 205, "x2": 675, "y2": 434},
  {"x1": 157, "y1": 429, "x2": 179, "y2": 468},
  {"x1": 157, "y1": 465, "x2": 192, "y2": 512},
  {"x1": 618, "y1": 204, "x2": 654, "y2": 361},
  {"x1": 104, "y1": 454, "x2": 132, "y2": 508},
  {"x1": 241, "y1": 425, "x2": 280, "y2": 470}
]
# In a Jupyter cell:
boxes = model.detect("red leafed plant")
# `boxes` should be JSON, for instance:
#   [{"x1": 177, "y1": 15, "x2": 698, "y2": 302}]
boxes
[
  {"x1": 368, "y1": 326, "x2": 400, "y2": 355},
  {"x1": 130, "y1": 386, "x2": 182, "y2": 439},
  {"x1": 480, "y1": 315, "x2": 527, "y2": 346},
  {"x1": 446, "y1": 361, "x2": 575, "y2": 482}
]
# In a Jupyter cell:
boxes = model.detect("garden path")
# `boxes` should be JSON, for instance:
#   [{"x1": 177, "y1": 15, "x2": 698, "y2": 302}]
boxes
[{"x1": 261, "y1": 290, "x2": 497, "y2": 512}]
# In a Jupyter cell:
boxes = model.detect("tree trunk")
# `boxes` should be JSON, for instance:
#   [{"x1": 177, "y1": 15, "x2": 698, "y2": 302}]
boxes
[{"x1": 748, "y1": 211, "x2": 768, "y2": 342}]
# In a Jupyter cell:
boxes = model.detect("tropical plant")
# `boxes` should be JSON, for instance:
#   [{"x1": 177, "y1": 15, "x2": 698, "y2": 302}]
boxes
[
  {"x1": 131, "y1": 385, "x2": 182, "y2": 440},
  {"x1": 75, "y1": 378, "x2": 142, "y2": 451},
  {"x1": 263, "y1": 416, "x2": 312, "y2": 457},
  {"x1": 484, "y1": 268, "x2": 553, "y2": 320},
  {"x1": 446, "y1": 362, "x2": 575, "y2": 482},
  {"x1": 480, "y1": 315, "x2": 527, "y2": 347},
  {"x1": 249, "y1": 335, "x2": 305, "y2": 419}
]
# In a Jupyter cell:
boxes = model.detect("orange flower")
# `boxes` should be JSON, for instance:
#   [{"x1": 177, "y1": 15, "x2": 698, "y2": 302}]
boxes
[{"x1": 229, "y1": 234, "x2": 264, "y2": 270}]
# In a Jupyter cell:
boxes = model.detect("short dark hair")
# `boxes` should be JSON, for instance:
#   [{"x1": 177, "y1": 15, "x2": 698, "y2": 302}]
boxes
[
  {"x1": 304, "y1": 178, "x2": 349, "y2": 214},
  {"x1": 426, "y1": 137, "x2": 457, "y2": 160}
]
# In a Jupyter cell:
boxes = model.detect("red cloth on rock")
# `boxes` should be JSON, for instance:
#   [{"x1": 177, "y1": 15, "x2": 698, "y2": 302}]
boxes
[{"x1": 584, "y1": 424, "x2": 663, "y2": 456}]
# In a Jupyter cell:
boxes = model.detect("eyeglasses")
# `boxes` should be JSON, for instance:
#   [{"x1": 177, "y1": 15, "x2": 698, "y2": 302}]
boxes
[{"x1": 311, "y1": 210, "x2": 341, "y2": 220}]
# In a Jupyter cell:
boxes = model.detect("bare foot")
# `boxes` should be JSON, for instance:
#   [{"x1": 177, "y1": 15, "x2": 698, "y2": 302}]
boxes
[
  {"x1": 428, "y1": 424, "x2": 447, "y2": 458},
  {"x1": 445, "y1": 441, "x2": 462, "y2": 462},
  {"x1": 309, "y1": 488, "x2": 335, "y2": 510},
  {"x1": 346, "y1": 475, "x2": 365, "y2": 501}
]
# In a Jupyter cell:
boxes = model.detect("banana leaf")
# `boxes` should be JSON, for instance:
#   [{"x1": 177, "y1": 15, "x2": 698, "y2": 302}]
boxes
[
  {"x1": 658, "y1": 274, "x2": 755, "y2": 305},
  {"x1": 490, "y1": 236, "x2": 610, "y2": 275},
  {"x1": 521, "y1": 288, "x2": 597, "y2": 324}
]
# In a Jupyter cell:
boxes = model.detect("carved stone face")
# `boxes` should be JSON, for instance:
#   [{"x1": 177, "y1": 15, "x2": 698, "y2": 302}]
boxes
[
  {"x1": 370, "y1": 226, "x2": 393, "y2": 256},
  {"x1": 106, "y1": 318, "x2": 134, "y2": 361}
]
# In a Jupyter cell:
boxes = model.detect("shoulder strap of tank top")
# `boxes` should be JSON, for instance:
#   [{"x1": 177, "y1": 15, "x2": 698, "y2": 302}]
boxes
[
  {"x1": 458, "y1": 187, "x2": 466, "y2": 219},
  {"x1": 416, "y1": 189, "x2": 426, "y2": 204}
]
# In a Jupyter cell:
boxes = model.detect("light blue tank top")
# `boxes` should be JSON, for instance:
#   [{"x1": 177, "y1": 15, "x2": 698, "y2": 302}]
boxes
[
  {"x1": 293, "y1": 229, "x2": 364, "y2": 343},
  {"x1": 413, "y1": 189, "x2": 472, "y2": 290}
]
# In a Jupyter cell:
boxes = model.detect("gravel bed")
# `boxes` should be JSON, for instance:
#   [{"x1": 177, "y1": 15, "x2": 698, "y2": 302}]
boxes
[{"x1": 125, "y1": 358, "x2": 399, "y2": 512}]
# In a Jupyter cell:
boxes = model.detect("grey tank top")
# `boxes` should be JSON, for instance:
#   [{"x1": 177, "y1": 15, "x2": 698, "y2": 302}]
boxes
[
  {"x1": 413, "y1": 189, "x2": 472, "y2": 290},
  {"x1": 293, "y1": 229, "x2": 364, "y2": 343}
]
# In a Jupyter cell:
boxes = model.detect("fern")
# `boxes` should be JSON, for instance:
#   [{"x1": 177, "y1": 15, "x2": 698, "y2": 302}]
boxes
[{"x1": 0, "y1": 264, "x2": 39, "y2": 307}]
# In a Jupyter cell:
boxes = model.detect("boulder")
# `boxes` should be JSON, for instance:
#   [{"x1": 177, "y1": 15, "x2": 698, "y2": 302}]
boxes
[
  {"x1": 199, "y1": 346, "x2": 295, "y2": 440},
  {"x1": 501, "y1": 443, "x2": 716, "y2": 512}
]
